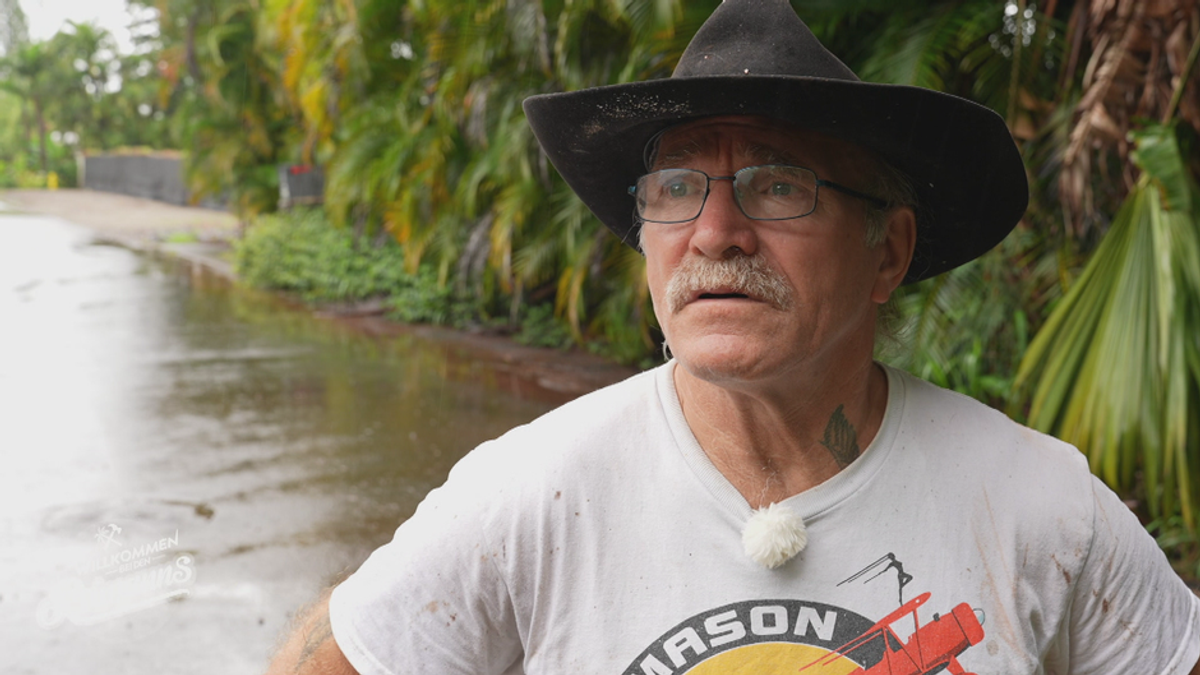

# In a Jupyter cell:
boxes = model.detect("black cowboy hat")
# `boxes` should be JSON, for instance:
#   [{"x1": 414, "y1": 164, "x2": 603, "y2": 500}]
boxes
[{"x1": 523, "y1": 0, "x2": 1028, "y2": 284}]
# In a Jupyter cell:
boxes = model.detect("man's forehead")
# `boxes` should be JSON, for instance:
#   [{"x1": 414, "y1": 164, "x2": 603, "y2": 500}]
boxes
[{"x1": 652, "y1": 116, "x2": 862, "y2": 171}]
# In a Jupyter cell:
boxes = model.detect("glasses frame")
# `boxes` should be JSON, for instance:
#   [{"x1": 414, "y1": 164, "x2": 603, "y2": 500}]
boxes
[{"x1": 627, "y1": 164, "x2": 889, "y2": 224}]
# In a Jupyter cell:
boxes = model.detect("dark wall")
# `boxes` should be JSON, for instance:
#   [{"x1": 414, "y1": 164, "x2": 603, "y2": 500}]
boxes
[
  {"x1": 82, "y1": 154, "x2": 225, "y2": 209},
  {"x1": 278, "y1": 165, "x2": 325, "y2": 208}
]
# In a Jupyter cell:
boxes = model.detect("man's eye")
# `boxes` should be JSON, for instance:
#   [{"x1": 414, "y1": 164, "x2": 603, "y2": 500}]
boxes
[
  {"x1": 666, "y1": 182, "x2": 691, "y2": 198},
  {"x1": 770, "y1": 182, "x2": 794, "y2": 196}
]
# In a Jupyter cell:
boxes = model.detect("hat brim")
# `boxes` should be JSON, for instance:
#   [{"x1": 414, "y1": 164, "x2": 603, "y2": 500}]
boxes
[{"x1": 524, "y1": 75, "x2": 1028, "y2": 284}]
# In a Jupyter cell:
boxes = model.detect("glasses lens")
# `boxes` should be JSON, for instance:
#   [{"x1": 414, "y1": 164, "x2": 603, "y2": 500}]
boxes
[
  {"x1": 636, "y1": 169, "x2": 708, "y2": 223},
  {"x1": 735, "y1": 165, "x2": 818, "y2": 219}
]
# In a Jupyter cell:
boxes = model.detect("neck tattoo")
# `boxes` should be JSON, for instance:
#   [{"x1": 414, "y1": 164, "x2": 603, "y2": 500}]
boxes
[{"x1": 819, "y1": 404, "x2": 861, "y2": 469}]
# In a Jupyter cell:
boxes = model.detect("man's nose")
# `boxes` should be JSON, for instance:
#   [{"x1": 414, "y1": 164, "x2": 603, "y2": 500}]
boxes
[{"x1": 689, "y1": 180, "x2": 758, "y2": 259}]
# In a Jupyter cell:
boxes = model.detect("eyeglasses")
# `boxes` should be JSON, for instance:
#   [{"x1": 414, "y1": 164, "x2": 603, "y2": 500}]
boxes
[{"x1": 628, "y1": 164, "x2": 888, "y2": 224}]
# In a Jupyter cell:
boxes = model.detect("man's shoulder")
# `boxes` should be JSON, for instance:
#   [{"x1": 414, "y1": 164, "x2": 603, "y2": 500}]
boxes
[
  {"x1": 444, "y1": 364, "x2": 667, "y2": 484},
  {"x1": 890, "y1": 366, "x2": 1080, "y2": 456},
  {"x1": 885, "y1": 365, "x2": 1093, "y2": 495},
  {"x1": 883, "y1": 367, "x2": 1101, "y2": 555},
  {"x1": 490, "y1": 363, "x2": 664, "y2": 454}
]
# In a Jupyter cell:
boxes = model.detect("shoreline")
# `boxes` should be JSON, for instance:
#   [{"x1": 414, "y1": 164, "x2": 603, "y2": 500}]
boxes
[{"x1": 0, "y1": 188, "x2": 639, "y2": 403}]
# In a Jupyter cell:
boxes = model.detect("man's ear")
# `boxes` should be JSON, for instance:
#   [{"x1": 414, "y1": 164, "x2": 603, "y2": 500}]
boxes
[{"x1": 871, "y1": 206, "x2": 916, "y2": 304}]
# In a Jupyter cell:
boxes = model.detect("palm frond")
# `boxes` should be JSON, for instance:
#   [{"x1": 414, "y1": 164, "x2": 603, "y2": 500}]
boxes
[{"x1": 1016, "y1": 123, "x2": 1200, "y2": 528}]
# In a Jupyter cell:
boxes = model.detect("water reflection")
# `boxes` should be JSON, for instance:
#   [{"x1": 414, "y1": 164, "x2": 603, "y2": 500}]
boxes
[{"x1": 0, "y1": 215, "x2": 563, "y2": 672}]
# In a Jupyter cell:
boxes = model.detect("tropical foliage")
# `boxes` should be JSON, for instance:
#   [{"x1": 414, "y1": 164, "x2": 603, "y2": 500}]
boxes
[
  {"x1": 1017, "y1": 122, "x2": 1200, "y2": 531},
  {"x1": 255, "y1": 0, "x2": 716, "y2": 361},
  {"x1": 0, "y1": 7, "x2": 171, "y2": 187},
  {"x1": 132, "y1": 0, "x2": 293, "y2": 218},
  {"x1": 235, "y1": 207, "x2": 415, "y2": 303},
  {"x1": 1014, "y1": 1, "x2": 1200, "y2": 570}
]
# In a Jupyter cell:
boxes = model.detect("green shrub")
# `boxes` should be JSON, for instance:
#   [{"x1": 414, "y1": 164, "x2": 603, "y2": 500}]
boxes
[
  {"x1": 514, "y1": 304, "x2": 574, "y2": 350},
  {"x1": 235, "y1": 209, "x2": 414, "y2": 302},
  {"x1": 234, "y1": 208, "x2": 658, "y2": 364},
  {"x1": 385, "y1": 268, "x2": 470, "y2": 326}
]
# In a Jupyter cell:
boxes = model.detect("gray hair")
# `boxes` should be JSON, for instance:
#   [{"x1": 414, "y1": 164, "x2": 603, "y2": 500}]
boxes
[
  {"x1": 862, "y1": 158, "x2": 919, "y2": 248},
  {"x1": 861, "y1": 158, "x2": 920, "y2": 351}
]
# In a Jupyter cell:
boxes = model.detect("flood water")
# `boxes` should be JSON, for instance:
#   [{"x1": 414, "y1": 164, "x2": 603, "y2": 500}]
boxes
[{"x1": 0, "y1": 214, "x2": 571, "y2": 673}]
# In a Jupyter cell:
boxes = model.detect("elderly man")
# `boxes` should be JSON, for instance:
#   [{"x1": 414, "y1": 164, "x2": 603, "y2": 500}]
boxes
[{"x1": 268, "y1": 1, "x2": 1200, "y2": 673}]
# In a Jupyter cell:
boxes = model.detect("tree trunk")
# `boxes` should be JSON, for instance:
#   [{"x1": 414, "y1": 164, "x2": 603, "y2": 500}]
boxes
[{"x1": 33, "y1": 97, "x2": 47, "y2": 173}]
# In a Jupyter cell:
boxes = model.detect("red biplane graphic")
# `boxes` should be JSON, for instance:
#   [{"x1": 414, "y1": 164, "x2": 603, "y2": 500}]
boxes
[{"x1": 797, "y1": 592, "x2": 985, "y2": 675}]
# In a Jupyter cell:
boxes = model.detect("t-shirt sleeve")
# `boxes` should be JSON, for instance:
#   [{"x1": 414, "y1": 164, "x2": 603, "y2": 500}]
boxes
[
  {"x1": 328, "y1": 444, "x2": 524, "y2": 675},
  {"x1": 1059, "y1": 475, "x2": 1200, "y2": 674}
]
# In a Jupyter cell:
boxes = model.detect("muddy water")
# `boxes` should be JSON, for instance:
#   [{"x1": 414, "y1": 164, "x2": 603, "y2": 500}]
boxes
[{"x1": 0, "y1": 215, "x2": 576, "y2": 673}]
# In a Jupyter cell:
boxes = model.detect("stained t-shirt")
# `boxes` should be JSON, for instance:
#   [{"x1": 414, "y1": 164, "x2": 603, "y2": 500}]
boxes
[{"x1": 330, "y1": 363, "x2": 1200, "y2": 674}]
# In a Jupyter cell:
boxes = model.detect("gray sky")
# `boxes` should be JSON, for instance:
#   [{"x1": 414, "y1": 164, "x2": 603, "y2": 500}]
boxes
[{"x1": 19, "y1": 0, "x2": 154, "y2": 53}]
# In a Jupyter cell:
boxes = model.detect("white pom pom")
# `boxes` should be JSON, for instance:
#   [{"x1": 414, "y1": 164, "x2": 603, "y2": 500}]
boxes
[{"x1": 741, "y1": 503, "x2": 807, "y2": 569}]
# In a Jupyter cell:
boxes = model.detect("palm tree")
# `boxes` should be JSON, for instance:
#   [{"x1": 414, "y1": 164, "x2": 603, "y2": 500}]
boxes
[
  {"x1": 44, "y1": 22, "x2": 119, "y2": 150},
  {"x1": 0, "y1": 0, "x2": 29, "y2": 57},
  {"x1": 0, "y1": 42, "x2": 55, "y2": 172},
  {"x1": 264, "y1": 0, "x2": 372, "y2": 164},
  {"x1": 147, "y1": 0, "x2": 292, "y2": 219},
  {"x1": 1016, "y1": 0, "x2": 1200, "y2": 536}
]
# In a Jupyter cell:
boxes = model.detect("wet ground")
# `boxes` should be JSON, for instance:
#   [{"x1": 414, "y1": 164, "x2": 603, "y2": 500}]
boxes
[{"x1": 0, "y1": 209, "x2": 632, "y2": 673}]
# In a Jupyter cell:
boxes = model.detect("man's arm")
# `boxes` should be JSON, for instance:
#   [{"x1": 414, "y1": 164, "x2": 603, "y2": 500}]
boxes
[
  {"x1": 1191, "y1": 653, "x2": 1200, "y2": 675},
  {"x1": 266, "y1": 588, "x2": 359, "y2": 675}
]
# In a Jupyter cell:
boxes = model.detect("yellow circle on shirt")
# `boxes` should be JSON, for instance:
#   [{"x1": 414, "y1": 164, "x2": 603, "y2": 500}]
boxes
[{"x1": 683, "y1": 642, "x2": 861, "y2": 675}]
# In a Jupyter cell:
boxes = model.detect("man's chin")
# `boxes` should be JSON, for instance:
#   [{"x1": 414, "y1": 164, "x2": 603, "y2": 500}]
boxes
[{"x1": 671, "y1": 338, "x2": 781, "y2": 384}]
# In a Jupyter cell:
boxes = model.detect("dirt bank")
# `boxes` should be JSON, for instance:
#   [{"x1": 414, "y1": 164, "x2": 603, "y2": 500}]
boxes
[{"x1": 1, "y1": 188, "x2": 240, "y2": 239}]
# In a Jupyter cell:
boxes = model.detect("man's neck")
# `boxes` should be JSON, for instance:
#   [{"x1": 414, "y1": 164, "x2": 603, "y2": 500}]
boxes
[{"x1": 673, "y1": 358, "x2": 889, "y2": 509}]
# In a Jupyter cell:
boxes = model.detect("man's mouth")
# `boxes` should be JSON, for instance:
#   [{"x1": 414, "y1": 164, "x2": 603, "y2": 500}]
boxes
[{"x1": 695, "y1": 291, "x2": 751, "y2": 301}]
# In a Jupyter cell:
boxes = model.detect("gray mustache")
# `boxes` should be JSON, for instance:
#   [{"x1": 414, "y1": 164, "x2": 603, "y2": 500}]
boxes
[{"x1": 665, "y1": 254, "x2": 794, "y2": 314}]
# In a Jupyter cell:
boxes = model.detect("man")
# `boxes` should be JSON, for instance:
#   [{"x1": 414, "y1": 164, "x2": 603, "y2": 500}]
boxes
[{"x1": 268, "y1": 1, "x2": 1200, "y2": 673}]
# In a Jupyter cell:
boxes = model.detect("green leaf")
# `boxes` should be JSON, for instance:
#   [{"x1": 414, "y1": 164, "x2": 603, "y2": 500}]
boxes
[
  {"x1": 1017, "y1": 124, "x2": 1200, "y2": 532},
  {"x1": 1130, "y1": 124, "x2": 1193, "y2": 214}
]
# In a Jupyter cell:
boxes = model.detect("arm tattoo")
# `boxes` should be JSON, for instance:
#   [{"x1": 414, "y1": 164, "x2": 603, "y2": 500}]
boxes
[
  {"x1": 295, "y1": 612, "x2": 334, "y2": 672},
  {"x1": 819, "y1": 404, "x2": 860, "y2": 469}
]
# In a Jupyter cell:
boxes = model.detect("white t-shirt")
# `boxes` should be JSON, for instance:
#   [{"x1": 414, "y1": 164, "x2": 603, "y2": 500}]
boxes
[{"x1": 330, "y1": 363, "x2": 1200, "y2": 674}]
